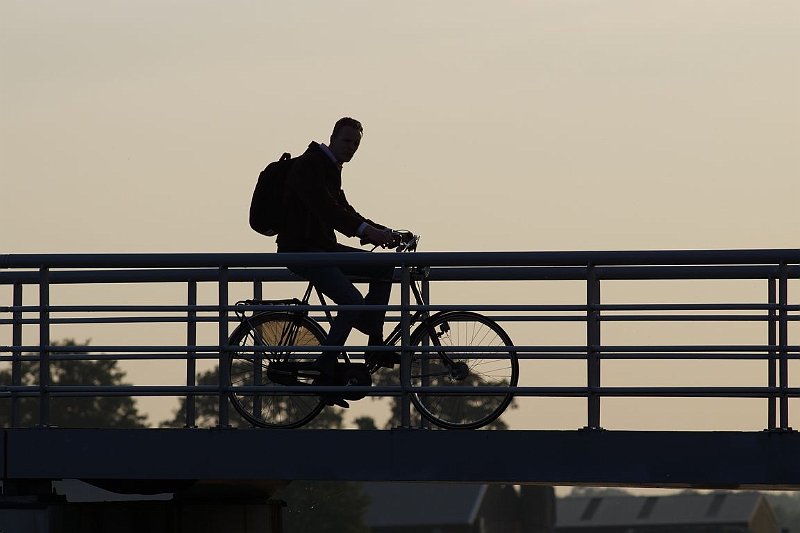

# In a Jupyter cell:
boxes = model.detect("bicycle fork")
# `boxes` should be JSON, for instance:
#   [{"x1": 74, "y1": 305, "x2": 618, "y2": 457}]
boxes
[{"x1": 407, "y1": 281, "x2": 469, "y2": 382}]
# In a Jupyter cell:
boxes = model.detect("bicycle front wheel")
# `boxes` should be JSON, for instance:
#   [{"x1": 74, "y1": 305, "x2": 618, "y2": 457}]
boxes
[
  {"x1": 228, "y1": 312, "x2": 326, "y2": 429},
  {"x1": 410, "y1": 311, "x2": 518, "y2": 430}
]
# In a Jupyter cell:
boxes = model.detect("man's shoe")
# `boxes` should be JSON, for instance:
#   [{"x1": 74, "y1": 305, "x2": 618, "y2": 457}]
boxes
[
  {"x1": 366, "y1": 350, "x2": 402, "y2": 369},
  {"x1": 322, "y1": 395, "x2": 350, "y2": 409}
]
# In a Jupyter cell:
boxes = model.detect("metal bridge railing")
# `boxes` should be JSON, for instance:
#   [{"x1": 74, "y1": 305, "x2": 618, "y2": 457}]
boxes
[{"x1": 0, "y1": 250, "x2": 798, "y2": 430}]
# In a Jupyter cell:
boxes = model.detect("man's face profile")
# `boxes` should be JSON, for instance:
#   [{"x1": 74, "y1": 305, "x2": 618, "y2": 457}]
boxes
[{"x1": 329, "y1": 125, "x2": 362, "y2": 164}]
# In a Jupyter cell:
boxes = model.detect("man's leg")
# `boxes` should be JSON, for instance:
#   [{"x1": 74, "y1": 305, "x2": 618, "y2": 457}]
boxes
[
  {"x1": 288, "y1": 245, "x2": 395, "y2": 372},
  {"x1": 332, "y1": 245, "x2": 399, "y2": 368},
  {"x1": 287, "y1": 262, "x2": 363, "y2": 408},
  {"x1": 290, "y1": 263, "x2": 364, "y2": 352},
  {"x1": 334, "y1": 245, "x2": 394, "y2": 344}
]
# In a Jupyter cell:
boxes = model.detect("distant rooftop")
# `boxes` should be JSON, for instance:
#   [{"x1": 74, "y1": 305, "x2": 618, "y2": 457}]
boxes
[{"x1": 557, "y1": 492, "x2": 764, "y2": 529}]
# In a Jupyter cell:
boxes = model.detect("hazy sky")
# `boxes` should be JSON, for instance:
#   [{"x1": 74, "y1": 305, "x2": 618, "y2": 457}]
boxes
[
  {"x1": 2, "y1": 1, "x2": 799, "y2": 431},
  {"x1": 3, "y1": 1, "x2": 798, "y2": 253}
]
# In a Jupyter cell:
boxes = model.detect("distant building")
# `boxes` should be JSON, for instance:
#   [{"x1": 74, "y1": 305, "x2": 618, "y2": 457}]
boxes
[
  {"x1": 363, "y1": 482, "x2": 556, "y2": 533},
  {"x1": 363, "y1": 485, "x2": 782, "y2": 533},
  {"x1": 557, "y1": 492, "x2": 780, "y2": 533}
]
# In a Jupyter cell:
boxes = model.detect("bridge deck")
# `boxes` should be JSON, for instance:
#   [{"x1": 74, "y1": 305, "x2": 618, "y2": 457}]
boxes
[{"x1": 3, "y1": 428, "x2": 799, "y2": 489}]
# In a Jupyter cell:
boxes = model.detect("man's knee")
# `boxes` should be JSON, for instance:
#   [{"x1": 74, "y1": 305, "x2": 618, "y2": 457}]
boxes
[{"x1": 338, "y1": 289, "x2": 365, "y2": 306}]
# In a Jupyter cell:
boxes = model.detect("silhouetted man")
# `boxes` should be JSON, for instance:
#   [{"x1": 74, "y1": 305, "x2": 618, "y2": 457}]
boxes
[{"x1": 278, "y1": 118, "x2": 400, "y2": 405}]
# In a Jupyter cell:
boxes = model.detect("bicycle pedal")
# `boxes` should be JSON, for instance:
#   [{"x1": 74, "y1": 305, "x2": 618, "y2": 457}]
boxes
[
  {"x1": 337, "y1": 364, "x2": 371, "y2": 401},
  {"x1": 267, "y1": 361, "x2": 320, "y2": 386},
  {"x1": 267, "y1": 367, "x2": 301, "y2": 387},
  {"x1": 313, "y1": 364, "x2": 372, "y2": 401},
  {"x1": 366, "y1": 351, "x2": 401, "y2": 369}
]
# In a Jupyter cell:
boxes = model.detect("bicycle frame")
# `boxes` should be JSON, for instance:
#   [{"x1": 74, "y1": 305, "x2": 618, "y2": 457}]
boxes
[{"x1": 235, "y1": 259, "x2": 461, "y2": 371}]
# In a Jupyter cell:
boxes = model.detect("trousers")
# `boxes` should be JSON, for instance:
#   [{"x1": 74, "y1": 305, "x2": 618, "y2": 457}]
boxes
[{"x1": 287, "y1": 244, "x2": 394, "y2": 350}]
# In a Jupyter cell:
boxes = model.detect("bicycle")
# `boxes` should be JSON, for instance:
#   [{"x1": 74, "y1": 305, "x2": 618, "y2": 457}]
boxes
[{"x1": 227, "y1": 232, "x2": 519, "y2": 430}]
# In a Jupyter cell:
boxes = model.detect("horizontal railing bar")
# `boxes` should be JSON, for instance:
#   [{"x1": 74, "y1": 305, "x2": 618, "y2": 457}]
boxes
[
  {"x1": 598, "y1": 345, "x2": 791, "y2": 352},
  {"x1": 0, "y1": 268, "x2": 297, "y2": 285},
  {"x1": 229, "y1": 385, "x2": 800, "y2": 398},
  {"x1": 0, "y1": 385, "x2": 797, "y2": 398},
  {"x1": 2, "y1": 344, "x2": 797, "y2": 354},
  {"x1": 0, "y1": 315, "x2": 586, "y2": 326},
  {"x1": 0, "y1": 353, "x2": 216, "y2": 362},
  {"x1": 3, "y1": 302, "x2": 793, "y2": 314},
  {"x1": 432, "y1": 265, "x2": 797, "y2": 281},
  {"x1": 0, "y1": 304, "x2": 600, "y2": 312},
  {"x1": 591, "y1": 353, "x2": 797, "y2": 360},
  {"x1": 2, "y1": 264, "x2": 800, "y2": 286},
  {"x1": 2, "y1": 352, "x2": 798, "y2": 363},
  {"x1": 2, "y1": 302, "x2": 798, "y2": 312},
  {"x1": 0, "y1": 267, "x2": 586, "y2": 284},
  {"x1": 0, "y1": 304, "x2": 591, "y2": 313},
  {"x1": 2, "y1": 248, "x2": 800, "y2": 269},
  {"x1": 0, "y1": 317, "x2": 227, "y2": 326},
  {"x1": 600, "y1": 303, "x2": 780, "y2": 310},
  {"x1": 7, "y1": 314, "x2": 795, "y2": 327},
  {"x1": 600, "y1": 315, "x2": 779, "y2": 322},
  {"x1": 6, "y1": 313, "x2": 800, "y2": 326}
]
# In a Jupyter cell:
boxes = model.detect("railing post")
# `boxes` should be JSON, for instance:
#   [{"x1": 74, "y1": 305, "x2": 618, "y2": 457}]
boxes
[
  {"x1": 185, "y1": 280, "x2": 197, "y2": 428},
  {"x1": 585, "y1": 264, "x2": 602, "y2": 430},
  {"x1": 218, "y1": 266, "x2": 230, "y2": 428},
  {"x1": 253, "y1": 279, "x2": 263, "y2": 301},
  {"x1": 767, "y1": 277, "x2": 777, "y2": 430},
  {"x1": 38, "y1": 267, "x2": 51, "y2": 427},
  {"x1": 778, "y1": 262, "x2": 791, "y2": 430},
  {"x1": 400, "y1": 264, "x2": 412, "y2": 428},
  {"x1": 11, "y1": 283, "x2": 23, "y2": 427},
  {"x1": 420, "y1": 270, "x2": 431, "y2": 429},
  {"x1": 252, "y1": 279, "x2": 263, "y2": 425}
]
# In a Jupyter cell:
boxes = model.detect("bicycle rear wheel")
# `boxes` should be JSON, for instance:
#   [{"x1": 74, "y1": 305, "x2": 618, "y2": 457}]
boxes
[
  {"x1": 228, "y1": 312, "x2": 326, "y2": 429},
  {"x1": 409, "y1": 311, "x2": 518, "y2": 429}
]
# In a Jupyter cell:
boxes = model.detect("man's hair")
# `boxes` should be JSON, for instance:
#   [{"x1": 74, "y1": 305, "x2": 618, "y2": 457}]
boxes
[{"x1": 331, "y1": 117, "x2": 363, "y2": 139}]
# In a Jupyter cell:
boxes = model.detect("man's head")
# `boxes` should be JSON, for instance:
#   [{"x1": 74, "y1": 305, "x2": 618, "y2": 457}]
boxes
[{"x1": 328, "y1": 117, "x2": 363, "y2": 164}]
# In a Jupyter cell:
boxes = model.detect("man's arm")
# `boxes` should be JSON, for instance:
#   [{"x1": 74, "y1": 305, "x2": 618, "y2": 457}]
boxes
[
  {"x1": 339, "y1": 190, "x2": 394, "y2": 246},
  {"x1": 336, "y1": 190, "x2": 390, "y2": 242}
]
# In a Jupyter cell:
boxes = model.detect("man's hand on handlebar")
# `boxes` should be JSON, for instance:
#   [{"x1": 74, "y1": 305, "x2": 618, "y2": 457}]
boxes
[
  {"x1": 361, "y1": 226, "x2": 419, "y2": 251},
  {"x1": 362, "y1": 225, "x2": 395, "y2": 247}
]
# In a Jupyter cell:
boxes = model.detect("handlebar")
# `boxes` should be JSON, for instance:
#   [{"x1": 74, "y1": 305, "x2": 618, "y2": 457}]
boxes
[
  {"x1": 388, "y1": 230, "x2": 419, "y2": 252},
  {"x1": 365, "y1": 230, "x2": 419, "y2": 252}
]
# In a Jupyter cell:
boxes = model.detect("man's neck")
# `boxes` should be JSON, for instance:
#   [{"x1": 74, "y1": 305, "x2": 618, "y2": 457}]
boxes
[{"x1": 318, "y1": 143, "x2": 341, "y2": 168}]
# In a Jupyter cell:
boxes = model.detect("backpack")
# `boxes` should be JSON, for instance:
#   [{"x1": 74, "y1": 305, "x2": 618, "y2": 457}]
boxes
[{"x1": 249, "y1": 152, "x2": 293, "y2": 237}]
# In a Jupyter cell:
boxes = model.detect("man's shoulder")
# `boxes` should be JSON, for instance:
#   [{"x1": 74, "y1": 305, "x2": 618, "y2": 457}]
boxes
[
  {"x1": 290, "y1": 144, "x2": 322, "y2": 169},
  {"x1": 292, "y1": 142, "x2": 337, "y2": 175},
  {"x1": 293, "y1": 142, "x2": 326, "y2": 165},
  {"x1": 297, "y1": 142, "x2": 323, "y2": 159}
]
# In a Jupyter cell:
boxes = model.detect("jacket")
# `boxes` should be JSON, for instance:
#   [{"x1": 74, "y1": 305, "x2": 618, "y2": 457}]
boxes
[{"x1": 277, "y1": 142, "x2": 374, "y2": 252}]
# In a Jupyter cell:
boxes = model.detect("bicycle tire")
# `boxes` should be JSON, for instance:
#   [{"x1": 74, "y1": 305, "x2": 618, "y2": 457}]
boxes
[
  {"x1": 228, "y1": 312, "x2": 326, "y2": 429},
  {"x1": 409, "y1": 311, "x2": 518, "y2": 430}
]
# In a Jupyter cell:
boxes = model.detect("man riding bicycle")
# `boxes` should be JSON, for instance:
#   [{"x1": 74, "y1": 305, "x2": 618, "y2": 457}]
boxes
[{"x1": 277, "y1": 117, "x2": 406, "y2": 406}]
